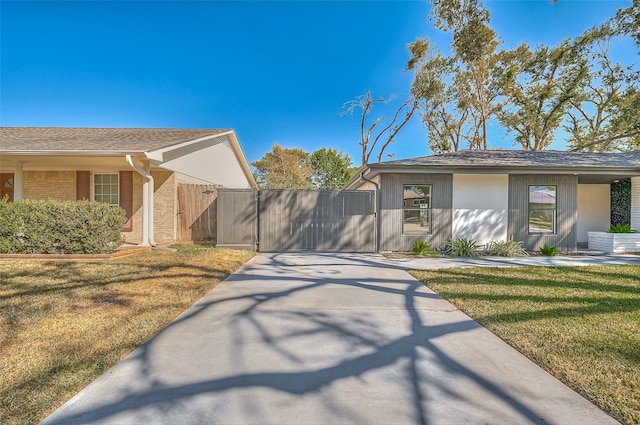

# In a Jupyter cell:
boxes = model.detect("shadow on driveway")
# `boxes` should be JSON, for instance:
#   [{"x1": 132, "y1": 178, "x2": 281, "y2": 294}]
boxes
[{"x1": 41, "y1": 252, "x2": 618, "y2": 425}]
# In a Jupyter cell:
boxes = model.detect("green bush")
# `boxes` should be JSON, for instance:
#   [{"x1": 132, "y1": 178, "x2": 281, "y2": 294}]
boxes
[
  {"x1": 608, "y1": 223, "x2": 636, "y2": 233},
  {"x1": 539, "y1": 243, "x2": 558, "y2": 256},
  {"x1": 445, "y1": 236, "x2": 483, "y2": 257},
  {"x1": 611, "y1": 179, "x2": 631, "y2": 226},
  {"x1": 0, "y1": 199, "x2": 127, "y2": 254},
  {"x1": 410, "y1": 239, "x2": 432, "y2": 255},
  {"x1": 489, "y1": 237, "x2": 529, "y2": 257}
]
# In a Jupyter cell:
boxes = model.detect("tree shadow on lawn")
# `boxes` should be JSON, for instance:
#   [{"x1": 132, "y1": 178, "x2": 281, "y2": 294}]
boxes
[
  {"x1": 414, "y1": 266, "x2": 640, "y2": 321},
  {"x1": 0, "y1": 258, "x2": 235, "y2": 301},
  {"x1": 41, "y1": 253, "x2": 566, "y2": 425}
]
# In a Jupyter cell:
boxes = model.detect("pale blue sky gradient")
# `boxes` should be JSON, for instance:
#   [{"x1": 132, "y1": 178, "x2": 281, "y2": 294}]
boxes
[{"x1": 1, "y1": 1, "x2": 636, "y2": 165}]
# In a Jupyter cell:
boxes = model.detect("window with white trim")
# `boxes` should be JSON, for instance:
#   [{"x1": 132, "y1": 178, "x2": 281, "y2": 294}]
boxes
[
  {"x1": 94, "y1": 174, "x2": 119, "y2": 206},
  {"x1": 528, "y1": 185, "x2": 556, "y2": 233},
  {"x1": 403, "y1": 185, "x2": 432, "y2": 234}
]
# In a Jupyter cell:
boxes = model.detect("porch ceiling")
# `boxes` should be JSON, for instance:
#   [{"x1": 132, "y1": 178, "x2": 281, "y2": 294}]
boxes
[
  {"x1": 0, "y1": 154, "x2": 159, "y2": 173},
  {"x1": 577, "y1": 173, "x2": 635, "y2": 184}
]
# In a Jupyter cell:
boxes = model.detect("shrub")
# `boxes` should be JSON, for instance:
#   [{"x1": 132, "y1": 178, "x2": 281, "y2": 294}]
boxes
[
  {"x1": 611, "y1": 178, "x2": 631, "y2": 227},
  {"x1": 0, "y1": 199, "x2": 127, "y2": 254},
  {"x1": 410, "y1": 239, "x2": 432, "y2": 255},
  {"x1": 445, "y1": 236, "x2": 483, "y2": 257},
  {"x1": 539, "y1": 243, "x2": 558, "y2": 256},
  {"x1": 489, "y1": 238, "x2": 529, "y2": 257},
  {"x1": 608, "y1": 223, "x2": 636, "y2": 233}
]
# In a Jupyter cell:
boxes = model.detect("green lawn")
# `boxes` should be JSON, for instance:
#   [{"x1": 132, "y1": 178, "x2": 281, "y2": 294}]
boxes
[
  {"x1": 0, "y1": 245, "x2": 254, "y2": 425},
  {"x1": 409, "y1": 266, "x2": 640, "y2": 425}
]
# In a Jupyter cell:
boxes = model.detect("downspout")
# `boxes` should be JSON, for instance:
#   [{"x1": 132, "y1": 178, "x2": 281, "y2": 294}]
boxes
[
  {"x1": 125, "y1": 155, "x2": 158, "y2": 247},
  {"x1": 360, "y1": 171, "x2": 380, "y2": 253}
]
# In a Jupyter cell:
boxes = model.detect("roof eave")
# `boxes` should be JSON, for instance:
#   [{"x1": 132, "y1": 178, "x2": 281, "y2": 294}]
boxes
[
  {"x1": 368, "y1": 163, "x2": 640, "y2": 175},
  {"x1": 0, "y1": 150, "x2": 147, "y2": 156}
]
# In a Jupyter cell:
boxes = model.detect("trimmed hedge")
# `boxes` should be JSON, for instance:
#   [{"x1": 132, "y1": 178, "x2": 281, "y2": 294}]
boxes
[
  {"x1": 0, "y1": 199, "x2": 127, "y2": 254},
  {"x1": 611, "y1": 178, "x2": 631, "y2": 227}
]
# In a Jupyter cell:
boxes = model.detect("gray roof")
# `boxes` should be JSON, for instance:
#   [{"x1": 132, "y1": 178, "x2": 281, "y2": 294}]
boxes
[
  {"x1": 378, "y1": 150, "x2": 640, "y2": 169},
  {"x1": 0, "y1": 127, "x2": 232, "y2": 152}
]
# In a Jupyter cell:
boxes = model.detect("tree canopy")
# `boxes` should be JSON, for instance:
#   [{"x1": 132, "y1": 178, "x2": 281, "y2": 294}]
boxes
[
  {"x1": 308, "y1": 148, "x2": 354, "y2": 189},
  {"x1": 252, "y1": 144, "x2": 354, "y2": 189},
  {"x1": 251, "y1": 143, "x2": 313, "y2": 189},
  {"x1": 409, "y1": 0, "x2": 639, "y2": 152}
]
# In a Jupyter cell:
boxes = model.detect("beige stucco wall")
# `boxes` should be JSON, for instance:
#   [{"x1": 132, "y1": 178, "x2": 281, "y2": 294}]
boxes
[
  {"x1": 577, "y1": 184, "x2": 610, "y2": 243},
  {"x1": 22, "y1": 171, "x2": 76, "y2": 200}
]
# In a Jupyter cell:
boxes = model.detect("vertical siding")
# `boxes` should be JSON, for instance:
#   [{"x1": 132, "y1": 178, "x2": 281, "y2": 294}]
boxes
[
  {"x1": 508, "y1": 175, "x2": 578, "y2": 252},
  {"x1": 216, "y1": 189, "x2": 258, "y2": 250},
  {"x1": 379, "y1": 173, "x2": 453, "y2": 251},
  {"x1": 258, "y1": 189, "x2": 375, "y2": 252}
]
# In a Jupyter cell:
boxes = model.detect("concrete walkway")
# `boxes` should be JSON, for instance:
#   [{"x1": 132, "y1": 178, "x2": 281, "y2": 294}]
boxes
[
  {"x1": 42, "y1": 253, "x2": 619, "y2": 425},
  {"x1": 386, "y1": 252, "x2": 640, "y2": 270}
]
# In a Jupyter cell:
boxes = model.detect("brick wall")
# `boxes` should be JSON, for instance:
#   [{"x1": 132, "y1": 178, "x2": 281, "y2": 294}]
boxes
[
  {"x1": 124, "y1": 170, "x2": 175, "y2": 244},
  {"x1": 632, "y1": 177, "x2": 640, "y2": 232},
  {"x1": 23, "y1": 171, "x2": 76, "y2": 200},
  {"x1": 588, "y1": 231, "x2": 640, "y2": 253},
  {"x1": 153, "y1": 171, "x2": 176, "y2": 242}
]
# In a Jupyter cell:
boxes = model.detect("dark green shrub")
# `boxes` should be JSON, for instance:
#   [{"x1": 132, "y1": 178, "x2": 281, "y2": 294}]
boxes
[
  {"x1": 410, "y1": 239, "x2": 432, "y2": 255},
  {"x1": 445, "y1": 236, "x2": 483, "y2": 257},
  {"x1": 608, "y1": 223, "x2": 635, "y2": 233},
  {"x1": 539, "y1": 243, "x2": 558, "y2": 256},
  {"x1": 611, "y1": 179, "x2": 631, "y2": 227},
  {"x1": 0, "y1": 199, "x2": 127, "y2": 254}
]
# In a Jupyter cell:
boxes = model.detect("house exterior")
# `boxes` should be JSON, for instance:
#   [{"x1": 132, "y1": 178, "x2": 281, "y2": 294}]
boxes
[
  {"x1": 0, "y1": 127, "x2": 257, "y2": 246},
  {"x1": 345, "y1": 150, "x2": 640, "y2": 252}
]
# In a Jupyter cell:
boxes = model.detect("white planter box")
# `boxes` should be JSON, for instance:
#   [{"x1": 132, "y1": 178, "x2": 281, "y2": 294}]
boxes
[{"x1": 588, "y1": 231, "x2": 640, "y2": 253}]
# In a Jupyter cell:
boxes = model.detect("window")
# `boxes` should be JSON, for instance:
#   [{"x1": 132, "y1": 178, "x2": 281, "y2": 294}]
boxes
[
  {"x1": 529, "y1": 185, "x2": 556, "y2": 233},
  {"x1": 403, "y1": 185, "x2": 432, "y2": 233},
  {"x1": 94, "y1": 174, "x2": 119, "y2": 206}
]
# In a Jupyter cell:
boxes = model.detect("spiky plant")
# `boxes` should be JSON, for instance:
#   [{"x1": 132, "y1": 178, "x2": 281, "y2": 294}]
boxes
[
  {"x1": 489, "y1": 237, "x2": 529, "y2": 257},
  {"x1": 445, "y1": 236, "x2": 483, "y2": 257}
]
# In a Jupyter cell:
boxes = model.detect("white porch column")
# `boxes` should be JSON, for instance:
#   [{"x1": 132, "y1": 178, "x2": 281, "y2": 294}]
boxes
[
  {"x1": 632, "y1": 177, "x2": 640, "y2": 231},
  {"x1": 13, "y1": 161, "x2": 24, "y2": 201}
]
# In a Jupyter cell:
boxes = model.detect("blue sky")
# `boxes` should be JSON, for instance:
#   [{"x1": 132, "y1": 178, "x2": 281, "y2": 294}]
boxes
[{"x1": 1, "y1": 0, "x2": 636, "y2": 166}]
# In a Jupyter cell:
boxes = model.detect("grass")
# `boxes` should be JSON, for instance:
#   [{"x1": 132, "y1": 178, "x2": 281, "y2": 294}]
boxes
[
  {"x1": 0, "y1": 245, "x2": 254, "y2": 425},
  {"x1": 409, "y1": 266, "x2": 640, "y2": 425}
]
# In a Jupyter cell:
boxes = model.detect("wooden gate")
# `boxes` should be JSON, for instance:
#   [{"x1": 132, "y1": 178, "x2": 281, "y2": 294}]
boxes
[{"x1": 177, "y1": 184, "x2": 218, "y2": 243}]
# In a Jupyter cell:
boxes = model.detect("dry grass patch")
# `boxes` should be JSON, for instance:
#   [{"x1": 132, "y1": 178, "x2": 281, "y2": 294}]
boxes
[
  {"x1": 0, "y1": 245, "x2": 254, "y2": 425},
  {"x1": 409, "y1": 266, "x2": 640, "y2": 425}
]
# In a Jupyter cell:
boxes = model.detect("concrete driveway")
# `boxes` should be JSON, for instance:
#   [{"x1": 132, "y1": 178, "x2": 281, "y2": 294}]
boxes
[{"x1": 42, "y1": 253, "x2": 618, "y2": 425}]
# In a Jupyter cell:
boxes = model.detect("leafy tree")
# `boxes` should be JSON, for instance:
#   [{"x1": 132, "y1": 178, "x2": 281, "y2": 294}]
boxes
[
  {"x1": 566, "y1": 18, "x2": 640, "y2": 151},
  {"x1": 341, "y1": 91, "x2": 418, "y2": 165},
  {"x1": 613, "y1": 0, "x2": 639, "y2": 49},
  {"x1": 251, "y1": 143, "x2": 313, "y2": 189},
  {"x1": 308, "y1": 148, "x2": 353, "y2": 189},
  {"x1": 409, "y1": 0, "x2": 501, "y2": 152},
  {"x1": 495, "y1": 40, "x2": 589, "y2": 150},
  {"x1": 409, "y1": 40, "x2": 477, "y2": 153}
]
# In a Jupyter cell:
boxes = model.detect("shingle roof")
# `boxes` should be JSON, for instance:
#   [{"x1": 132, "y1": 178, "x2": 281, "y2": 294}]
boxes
[
  {"x1": 379, "y1": 150, "x2": 640, "y2": 169},
  {"x1": 0, "y1": 127, "x2": 232, "y2": 152}
]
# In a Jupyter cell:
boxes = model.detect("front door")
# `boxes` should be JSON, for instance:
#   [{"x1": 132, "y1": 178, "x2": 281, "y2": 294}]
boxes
[{"x1": 1, "y1": 174, "x2": 14, "y2": 202}]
